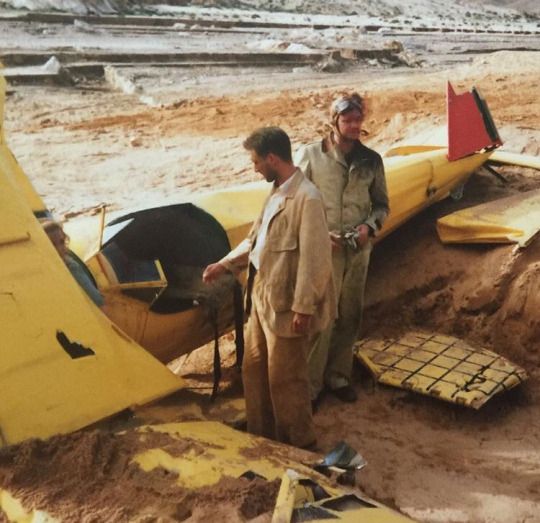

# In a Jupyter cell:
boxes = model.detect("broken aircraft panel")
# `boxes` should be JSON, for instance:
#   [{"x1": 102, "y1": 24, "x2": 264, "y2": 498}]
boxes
[
  {"x1": 354, "y1": 332, "x2": 527, "y2": 409},
  {"x1": 437, "y1": 188, "x2": 540, "y2": 246},
  {"x1": 0, "y1": 148, "x2": 182, "y2": 447},
  {"x1": 0, "y1": 421, "x2": 415, "y2": 523},
  {"x1": 133, "y1": 422, "x2": 416, "y2": 523},
  {"x1": 273, "y1": 468, "x2": 414, "y2": 523}
]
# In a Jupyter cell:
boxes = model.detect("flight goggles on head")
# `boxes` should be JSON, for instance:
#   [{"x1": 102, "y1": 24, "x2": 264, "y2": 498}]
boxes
[{"x1": 331, "y1": 97, "x2": 363, "y2": 118}]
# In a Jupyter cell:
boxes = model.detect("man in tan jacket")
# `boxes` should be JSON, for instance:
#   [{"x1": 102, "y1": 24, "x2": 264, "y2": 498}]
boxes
[
  {"x1": 295, "y1": 93, "x2": 389, "y2": 406},
  {"x1": 203, "y1": 127, "x2": 334, "y2": 449}
]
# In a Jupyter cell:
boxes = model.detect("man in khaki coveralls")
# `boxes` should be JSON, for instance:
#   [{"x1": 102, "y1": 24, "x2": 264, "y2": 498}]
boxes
[
  {"x1": 295, "y1": 93, "x2": 389, "y2": 405},
  {"x1": 203, "y1": 127, "x2": 335, "y2": 449}
]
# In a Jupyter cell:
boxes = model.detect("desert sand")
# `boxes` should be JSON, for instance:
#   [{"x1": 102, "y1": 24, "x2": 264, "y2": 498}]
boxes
[{"x1": 1, "y1": 6, "x2": 540, "y2": 522}]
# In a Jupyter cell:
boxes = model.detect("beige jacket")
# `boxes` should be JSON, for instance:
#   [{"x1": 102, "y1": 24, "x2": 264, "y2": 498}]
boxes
[
  {"x1": 221, "y1": 169, "x2": 336, "y2": 337},
  {"x1": 295, "y1": 137, "x2": 389, "y2": 234}
]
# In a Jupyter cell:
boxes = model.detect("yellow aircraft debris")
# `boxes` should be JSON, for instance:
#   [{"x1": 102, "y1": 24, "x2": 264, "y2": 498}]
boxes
[
  {"x1": 132, "y1": 422, "x2": 416, "y2": 522},
  {"x1": 1, "y1": 74, "x2": 183, "y2": 446},
  {"x1": 272, "y1": 468, "x2": 414, "y2": 523},
  {"x1": 488, "y1": 151, "x2": 540, "y2": 171},
  {"x1": 0, "y1": 421, "x2": 416, "y2": 522},
  {"x1": 0, "y1": 69, "x2": 523, "y2": 448},
  {"x1": 437, "y1": 188, "x2": 540, "y2": 246},
  {"x1": 0, "y1": 169, "x2": 183, "y2": 446},
  {"x1": 355, "y1": 332, "x2": 527, "y2": 409}
]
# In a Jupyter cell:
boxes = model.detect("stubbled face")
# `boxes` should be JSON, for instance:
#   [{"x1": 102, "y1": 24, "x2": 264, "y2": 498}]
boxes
[
  {"x1": 250, "y1": 150, "x2": 278, "y2": 183},
  {"x1": 47, "y1": 228, "x2": 68, "y2": 259},
  {"x1": 336, "y1": 108, "x2": 363, "y2": 141}
]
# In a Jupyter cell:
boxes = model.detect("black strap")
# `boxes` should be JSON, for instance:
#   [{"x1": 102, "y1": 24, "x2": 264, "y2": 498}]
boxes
[
  {"x1": 245, "y1": 263, "x2": 256, "y2": 317},
  {"x1": 209, "y1": 305, "x2": 221, "y2": 402},
  {"x1": 209, "y1": 278, "x2": 246, "y2": 401},
  {"x1": 233, "y1": 281, "x2": 245, "y2": 368}
]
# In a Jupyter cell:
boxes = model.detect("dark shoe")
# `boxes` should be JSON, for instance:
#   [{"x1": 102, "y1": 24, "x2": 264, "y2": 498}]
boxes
[{"x1": 331, "y1": 385, "x2": 357, "y2": 403}]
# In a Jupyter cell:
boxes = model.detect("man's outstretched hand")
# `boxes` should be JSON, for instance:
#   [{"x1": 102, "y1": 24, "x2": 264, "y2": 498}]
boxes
[{"x1": 202, "y1": 262, "x2": 228, "y2": 284}]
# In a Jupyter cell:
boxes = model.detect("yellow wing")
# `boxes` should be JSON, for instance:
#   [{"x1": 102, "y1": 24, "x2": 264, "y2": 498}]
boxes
[
  {"x1": 437, "y1": 188, "x2": 540, "y2": 246},
  {"x1": 0, "y1": 76, "x2": 182, "y2": 445}
]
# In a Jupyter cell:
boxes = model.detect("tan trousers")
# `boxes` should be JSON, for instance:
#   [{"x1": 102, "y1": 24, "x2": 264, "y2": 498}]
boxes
[
  {"x1": 308, "y1": 244, "x2": 371, "y2": 398},
  {"x1": 243, "y1": 296, "x2": 316, "y2": 448}
]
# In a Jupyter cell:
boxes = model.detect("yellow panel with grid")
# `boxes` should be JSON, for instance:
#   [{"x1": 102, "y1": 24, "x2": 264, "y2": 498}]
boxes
[{"x1": 354, "y1": 332, "x2": 527, "y2": 409}]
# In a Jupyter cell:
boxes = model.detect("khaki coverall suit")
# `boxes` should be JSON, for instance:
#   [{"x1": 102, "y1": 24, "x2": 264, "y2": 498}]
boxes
[
  {"x1": 295, "y1": 138, "x2": 389, "y2": 398},
  {"x1": 220, "y1": 169, "x2": 335, "y2": 447}
]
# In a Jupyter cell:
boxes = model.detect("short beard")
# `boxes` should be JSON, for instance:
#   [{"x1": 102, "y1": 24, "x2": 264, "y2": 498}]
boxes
[
  {"x1": 264, "y1": 167, "x2": 278, "y2": 183},
  {"x1": 334, "y1": 127, "x2": 359, "y2": 143}
]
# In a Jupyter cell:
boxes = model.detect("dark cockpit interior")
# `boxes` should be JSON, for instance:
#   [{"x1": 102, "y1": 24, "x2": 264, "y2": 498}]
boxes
[{"x1": 101, "y1": 203, "x2": 233, "y2": 313}]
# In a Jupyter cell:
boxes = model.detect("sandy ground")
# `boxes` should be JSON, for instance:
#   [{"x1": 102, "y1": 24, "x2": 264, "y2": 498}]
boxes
[{"x1": 1, "y1": 18, "x2": 540, "y2": 523}]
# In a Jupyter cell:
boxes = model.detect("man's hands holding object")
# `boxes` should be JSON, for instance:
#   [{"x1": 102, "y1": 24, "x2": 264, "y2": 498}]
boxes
[{"x1": 330, "y1": 224, "x2": 371, "y2": 251}]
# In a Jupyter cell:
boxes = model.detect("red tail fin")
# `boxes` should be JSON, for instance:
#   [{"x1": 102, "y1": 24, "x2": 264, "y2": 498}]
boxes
[{"x1": 447, "y1": 82, "x2": 502, "y2": 161}]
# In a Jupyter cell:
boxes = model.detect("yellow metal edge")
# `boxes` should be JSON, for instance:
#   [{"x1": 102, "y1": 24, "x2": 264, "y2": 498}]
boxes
[
  {"x1": 437, "y1": 188, "x2": 540, "y2": 245},
  {"x1": 489, "y1": 151, "x2": 540, "y2": 171},
  {"x1": 272, "y1": 470, "x2": 298, "y2": 523}
]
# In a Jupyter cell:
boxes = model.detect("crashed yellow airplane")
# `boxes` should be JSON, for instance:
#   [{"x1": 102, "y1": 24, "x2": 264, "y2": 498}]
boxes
[
  {"x1": 1, "y1": 73, "x2": 523, "y2": 404},
  {"x1": 2, "y1": 75, "x2": 413, "y2": 523},
  {"x1": 65, "y1": 83, "x2": 504, "y2": 368},
  {"x1": 0, "y1": 71, "x2": 527, "y2": 522},
  {"x1": 1, "y1": 79, "x2": 519, "y2": 404}
]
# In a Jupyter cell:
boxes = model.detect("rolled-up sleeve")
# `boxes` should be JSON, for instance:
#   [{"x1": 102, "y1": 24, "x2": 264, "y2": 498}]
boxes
[
  {"x1": 219, "y1": 208, "x2": 264, "y2": 277},
  {"x1": 220, "y1": 238, "x2": 251, "y2": 277}
]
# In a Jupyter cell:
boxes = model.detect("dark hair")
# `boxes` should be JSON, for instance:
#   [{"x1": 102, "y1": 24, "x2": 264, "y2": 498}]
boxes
[
  {"x1": 41, "y1": 220, "x2": 64, "y2": 235},
  {"x1": 243, "y1": 127, "x2": 293, "y2": 163}
]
